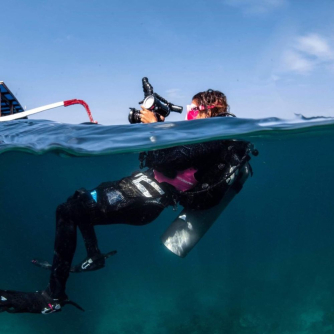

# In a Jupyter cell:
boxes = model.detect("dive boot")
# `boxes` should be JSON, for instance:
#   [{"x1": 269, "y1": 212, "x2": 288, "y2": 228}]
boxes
[
  {"x1": 32, "y1": 250, "x2": 117, "y2": 273},
  {"x1": 0, "y1": 289, "x2": 84, "y2": 314}
]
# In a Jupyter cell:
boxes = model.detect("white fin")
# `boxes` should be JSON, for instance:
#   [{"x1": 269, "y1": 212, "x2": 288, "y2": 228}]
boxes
[{"x1": 1, "y1": 296, "x2": 7, "y2": 301}]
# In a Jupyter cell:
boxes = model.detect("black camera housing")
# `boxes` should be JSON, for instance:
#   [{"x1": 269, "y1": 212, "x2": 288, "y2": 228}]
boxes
[
  {"x1": 128, "y1": 108, "x2": 141, "y2": 124},
  {"x1": 128, "y1": 77, "x2": 183, "y2": 124}
]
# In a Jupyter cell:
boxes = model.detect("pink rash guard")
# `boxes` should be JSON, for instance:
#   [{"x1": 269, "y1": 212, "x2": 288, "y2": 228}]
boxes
[{"x1": 153, "y1": 167, "x2": 198, "y2": 192}]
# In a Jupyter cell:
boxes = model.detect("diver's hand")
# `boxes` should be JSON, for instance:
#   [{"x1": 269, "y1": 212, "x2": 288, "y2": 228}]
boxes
[
  {"x1": 140, "y1": 107, "x2": 165, "y2": 123},
  {"x1": 140, "y1": 107, "x2": 157, "y2": 123}
]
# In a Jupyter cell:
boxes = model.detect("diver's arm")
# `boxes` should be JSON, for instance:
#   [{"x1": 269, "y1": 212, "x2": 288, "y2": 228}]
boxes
[
  {"x1": 143, "y1": 142, "x2": 219, "y2": 170},
  {"x1": 144, "y1": 140, "x2": 241, "y2": 171}
]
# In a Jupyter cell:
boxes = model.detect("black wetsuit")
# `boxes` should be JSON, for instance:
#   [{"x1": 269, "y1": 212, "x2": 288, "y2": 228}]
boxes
[
  {"x1": 48, "y1": 139, "x2": 253, "y2": 299},
  {"x1": 0, "y1": 139, "x2": 254, "y2": 313}
]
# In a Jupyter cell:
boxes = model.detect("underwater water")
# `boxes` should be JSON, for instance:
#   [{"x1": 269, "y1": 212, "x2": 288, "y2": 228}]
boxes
[{"x1": 1, "y1": 116, "x2": 334, "y2": 334}]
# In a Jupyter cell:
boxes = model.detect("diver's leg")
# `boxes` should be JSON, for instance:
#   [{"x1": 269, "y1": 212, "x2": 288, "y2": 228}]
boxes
[
  {"x1": 46, "y1": 201, "x2": 78, "y2": 299},
  {"x1": 69, "y1": 188, "x2": 117, "y2": 273},
  {"x1": 78, "y1": 220, "x2": 100, "y2": 257},
  {"x1": 0, "y1": 200, "x2": 84, "y2": 315},
  {"x1": 72, "y1": 189, "x2": 101, "y2": 258},
  {"x1": 97, "y1": 174, "x2": 171, "y2": 227},
  {"x1": 32, "y1": 195, "x2": 103, "y2": 272},
  {"x1": 32, "y1": 187, "x2": 115, "y2": 275},
  {"x1": 1, "y1": 174, "x2": 172, "y2": 314},
  {"x1": 70, "y1": 217, "x2": 117, "y2": 273},
  {"x1": 40, "y1": 175, "x2": 171, "y2": 277}
]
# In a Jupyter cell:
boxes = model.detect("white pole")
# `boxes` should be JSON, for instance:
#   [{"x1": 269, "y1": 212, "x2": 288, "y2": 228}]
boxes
[{"x1": 0, "y1": 101, "x2": 64, "y2": 122}]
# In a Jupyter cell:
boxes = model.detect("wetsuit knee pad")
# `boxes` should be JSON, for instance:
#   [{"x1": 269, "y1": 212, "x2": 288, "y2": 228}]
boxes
[
  {"x1": 56, "y1": 202, "x2": 72, "y2": 220},
  {"x1": 72, "y1": 188, "x2": 95, "y2": 204},
  {"x1": 57, "y1": 188, "x2": 97, "y2": 222}
]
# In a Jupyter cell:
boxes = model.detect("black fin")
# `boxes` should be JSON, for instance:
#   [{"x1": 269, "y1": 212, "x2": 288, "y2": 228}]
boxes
[{"x1": 64, "y1": 300, "x2": 85, "y2": 312}]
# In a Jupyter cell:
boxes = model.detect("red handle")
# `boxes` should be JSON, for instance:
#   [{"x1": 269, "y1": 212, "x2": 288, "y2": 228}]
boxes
[{"x1": 64, "y1": 99, "x2": 97, "y2": 123}]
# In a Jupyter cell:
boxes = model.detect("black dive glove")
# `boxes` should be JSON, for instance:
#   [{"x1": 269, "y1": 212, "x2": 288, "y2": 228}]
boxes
[{"x1": 0, "y1": 289, "x2": 84, "y2": 314}]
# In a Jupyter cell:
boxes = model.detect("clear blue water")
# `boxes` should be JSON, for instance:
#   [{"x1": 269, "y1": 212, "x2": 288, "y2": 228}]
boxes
[{"x1": 1, "y1": 117, "x2": 334, "y2": 333}]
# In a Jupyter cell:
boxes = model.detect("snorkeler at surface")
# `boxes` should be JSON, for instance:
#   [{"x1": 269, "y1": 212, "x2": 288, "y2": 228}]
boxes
[{"x1": 0, "y1": 89, "x2": 257, "y2": 314}]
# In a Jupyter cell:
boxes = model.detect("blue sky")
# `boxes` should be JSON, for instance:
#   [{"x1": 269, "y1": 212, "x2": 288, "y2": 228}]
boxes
[{"x1": 1, "y1": 0, "x2": 334, "y2": 124}]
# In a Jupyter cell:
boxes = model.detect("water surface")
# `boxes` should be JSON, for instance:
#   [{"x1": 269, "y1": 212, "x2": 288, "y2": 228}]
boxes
[{"x1": 1, "y1": 117, "x2": 334, "y2": 333}]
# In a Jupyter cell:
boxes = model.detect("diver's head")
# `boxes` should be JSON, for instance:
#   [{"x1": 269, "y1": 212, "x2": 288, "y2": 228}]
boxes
[{"x1": 187, "y1": 89, "x2": 231, "y2": 120}]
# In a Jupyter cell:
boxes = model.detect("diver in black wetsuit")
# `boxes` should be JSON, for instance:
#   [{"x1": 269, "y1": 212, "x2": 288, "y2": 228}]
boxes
[{"x1": 0, "y1": 90, "x2": 257, "y2": 314}]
